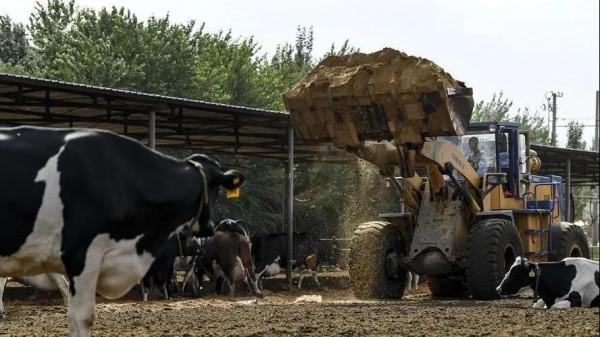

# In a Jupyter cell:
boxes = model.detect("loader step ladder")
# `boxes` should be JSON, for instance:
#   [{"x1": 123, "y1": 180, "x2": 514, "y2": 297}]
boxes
[{"x1": 520, "y1": 182, "x2": 559, "y2": 259}]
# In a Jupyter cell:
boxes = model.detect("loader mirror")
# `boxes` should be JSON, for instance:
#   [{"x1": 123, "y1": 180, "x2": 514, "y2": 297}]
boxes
[{"x1": 497, "y1": 133, "x2": 508, "y2": 153}]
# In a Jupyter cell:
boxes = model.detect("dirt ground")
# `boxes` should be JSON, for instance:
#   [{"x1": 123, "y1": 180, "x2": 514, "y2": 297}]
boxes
[{"x1": 1, "y1": 271, "x2": 598, "y2": 337}]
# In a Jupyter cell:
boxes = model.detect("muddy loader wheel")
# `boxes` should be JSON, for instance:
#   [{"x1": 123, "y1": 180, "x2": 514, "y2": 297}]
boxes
[
  {"x1": 349, "y1": 221, "x2": 407, "y2": 299},
  {"x1": 465, "y1": 218, "x2": 523, "y2": 300},
  {"x1": 426, "y1": 276, "x2": 469, "y2": 298},
  {"x1": 549, "y1": 222, "x2": 590, "y2": 261}
]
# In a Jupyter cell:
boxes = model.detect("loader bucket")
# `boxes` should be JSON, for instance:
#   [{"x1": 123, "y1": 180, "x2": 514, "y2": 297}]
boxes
[{"x1": 283, "y1": 48, "x2": 474, "y2": 150}]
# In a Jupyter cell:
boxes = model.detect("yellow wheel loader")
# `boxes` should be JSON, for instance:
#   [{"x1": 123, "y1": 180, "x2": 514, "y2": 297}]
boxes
[{"x1": 283, "y1": 48, "x2": 589, "y2": 300}]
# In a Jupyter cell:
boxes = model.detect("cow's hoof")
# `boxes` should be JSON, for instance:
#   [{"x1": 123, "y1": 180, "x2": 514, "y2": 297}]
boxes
[
  {"x1": 256, "y1": 293, "x2": 265, "y2": 298},
  {"x1": 0, "y1": 312, "x2": 5, "y2": 320}
]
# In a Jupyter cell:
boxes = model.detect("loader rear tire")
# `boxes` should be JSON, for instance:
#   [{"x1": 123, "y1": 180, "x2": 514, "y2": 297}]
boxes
[
  {"x1": 465, "y1": 218, "x2": 523, "y2": 300},
  {"x1": 349, "y1": 221, "x2": 407, "y2": 299},
  {"x1": 549, "y1": 222, "x2": 590, "y2": 261},
  {"x1": 426, "y1": 276, "x2": 469, "y2": 298}
]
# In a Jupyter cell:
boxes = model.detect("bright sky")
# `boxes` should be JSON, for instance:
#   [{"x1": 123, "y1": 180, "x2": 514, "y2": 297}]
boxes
[{"x1": 1, "y1": 0, "x2": 598, "y2": 146}]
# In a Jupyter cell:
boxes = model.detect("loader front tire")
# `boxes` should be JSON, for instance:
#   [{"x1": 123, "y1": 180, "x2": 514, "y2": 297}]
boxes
[
  {"x1": 465, "y1": 218, "x2": 523, "y2": 300},
  {"x1": 349, "y1": 221, "x2": 407, "y2": 299},
  {"x1": 549, "y1": 222, "x2": 590, "y2": 260}
]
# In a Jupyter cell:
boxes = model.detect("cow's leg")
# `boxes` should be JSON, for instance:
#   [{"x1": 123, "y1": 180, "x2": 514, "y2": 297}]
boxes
[
  {"x1": 229, "y1": 281, "x2": 236, "y2": 297},
  {"x1": 567, "y1": 291, "x2": 582, "y2": 308},
  {"x1": 258, "y1": 277, "x2": 263, "y2": 290},
  {"x1": 155, "y1": 270, "x2": 170, "y2": 300},
  {"x1": 312, "y1": 270, "x2": 321, "y2": 287},
  {"x1": 140, "y1": 276, "x2": 151, "y2": 302},
  {"x1": 406, "y1": 272, "x2": 413, "y2": 291},
  {"x1": 550, "y1": 300, "x2": 572, "y2": 309},
  {"x1": 182, "y1": 262, "x2": 196, "y2": 295},
  {"x1": 66, "y1": 263, "x2": 100, "y2": 337},
  {"x1": 161, "y1": 284, "x2": 169, "y2": 300},
  {"x1": 533, "y1": 298, "x2": 546, "y2": 309},
  {"x1": 298, "y1": 270, "x2": 305, "y2": 289},
  {"x1": 48, "y1": 273, "x2": 71, "y2": 306},
  {"x1": 238, "y1": 245, "x2": 261, "y2": 297},
  {"x1": 0, "y1": 277, "x2": 8, "y2": 319}
]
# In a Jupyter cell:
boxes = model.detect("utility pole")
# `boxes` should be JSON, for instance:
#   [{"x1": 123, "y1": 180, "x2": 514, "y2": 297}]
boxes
[
  {"x1": 595, "y1": 90, "x2": 599, "y2": 153},
  {"x1": 593, "y1": 90, "x2": 599, "y2": 246},
  {"x1": 550, "y1": 91, "x2": 563, "y2": 146}
]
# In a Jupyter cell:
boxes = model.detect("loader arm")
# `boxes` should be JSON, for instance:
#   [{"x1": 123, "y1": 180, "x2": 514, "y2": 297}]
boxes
[{"x1": 352, "y1": 139, "x2": 482, "y2": 213}]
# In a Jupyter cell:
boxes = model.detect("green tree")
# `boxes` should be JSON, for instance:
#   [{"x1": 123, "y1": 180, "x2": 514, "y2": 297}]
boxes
[
  {"x1": 0, "y1": 14, "x2": 41, "y2": 75},
  {"x1": 566, "y1": 121, "x2": 584, "y2": 149},
  {"x1": 29, "y1": 1, "x2": 197, "y2": 96},
  {"x1": 472, "y1": 91, "x2": 550, "y2": 144},
  {"x1": 0, "y1": 15, "x2": 28, "y2": 66}
]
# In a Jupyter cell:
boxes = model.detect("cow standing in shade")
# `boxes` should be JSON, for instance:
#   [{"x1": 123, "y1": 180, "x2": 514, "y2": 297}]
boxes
[
  {"x1": 0, "y1": 126, "x2": 244, "y2": 337},
  {"x1": 251, "y1": 232, "x2": 323, "y2": 289},
  {"x1": 140, "y1": 227, "x2": 204, "y2": 301},
  {"x1": 497, "y1": 256, "x2": 599, "y2": 308}
]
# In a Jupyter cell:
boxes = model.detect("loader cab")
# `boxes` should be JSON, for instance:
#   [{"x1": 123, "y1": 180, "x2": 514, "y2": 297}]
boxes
[{"x1": 466, "y1": 122, "x2": 529, "y2": 198}]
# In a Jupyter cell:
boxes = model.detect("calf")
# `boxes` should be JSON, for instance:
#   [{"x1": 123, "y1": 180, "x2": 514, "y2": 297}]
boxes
[
  {"x1": 0, "y1": 126, "x2": 244, "y2": 337},
  {"x1": 191, "y1": 231, "x2": 260, "y2": 296},
  {"x1": 0, "y1": 273, "x2": 69, "y2": 319},
  {"x1": 251, "y1": 232, "x2": 323, "y2": 289},
  {"x1": 497, "y1": 256, "x2": 599, "y2": 308},
  {"x1": 140, "y1": 227, "x2": 203, "y2": 301}
]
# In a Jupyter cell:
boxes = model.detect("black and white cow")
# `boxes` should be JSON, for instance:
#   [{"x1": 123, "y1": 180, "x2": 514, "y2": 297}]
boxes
[
  {"x1": 0, "y1": 273, "x2": 70, "y2": 319},
  {"x1": 497, "y1": 256, "x2": 599, "y2": 308},
  {"x1": 251, "y1": 232, "x2": 323, "y2": 289},
  {"x1": 0, "y1": 126, "x2": 244, "y2": 336},
  {"x1": 140, "y1": 227, "x2": 204, "y2": 301}
]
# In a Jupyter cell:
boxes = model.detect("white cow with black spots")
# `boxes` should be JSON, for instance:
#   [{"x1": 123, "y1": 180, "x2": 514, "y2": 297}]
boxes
[
  {"x1": 0, "y1": 126, "x2": 245, "y2": 336},
  {"x1": 497, "y1": 256, "x2": 599, "y2": 308}
]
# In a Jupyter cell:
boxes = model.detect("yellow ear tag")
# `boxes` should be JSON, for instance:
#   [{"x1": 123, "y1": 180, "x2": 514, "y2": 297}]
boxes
[
  {"x1": 528, "y1": 270, "x2": 536, "y2": 277},
  {"x1": 233, "y1": 177, "x2": 240, "y2": 185},
  {"x1": 226, "y1": 188, "x2": 240, "y2": 199}
]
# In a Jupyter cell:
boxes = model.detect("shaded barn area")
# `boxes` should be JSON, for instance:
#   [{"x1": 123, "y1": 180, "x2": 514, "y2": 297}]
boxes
[{"x1": 1, "y1": 72, "x2": 599, "y2": 274}]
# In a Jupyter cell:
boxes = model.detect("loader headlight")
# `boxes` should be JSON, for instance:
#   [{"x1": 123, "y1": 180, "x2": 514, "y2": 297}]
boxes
[{"x1": 489, "y1": 123, "x2": 497, "y2": 133}]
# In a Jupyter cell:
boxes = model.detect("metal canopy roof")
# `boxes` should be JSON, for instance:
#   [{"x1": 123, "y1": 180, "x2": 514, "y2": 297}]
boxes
[
  {"x1": 0, "y1": 73, "x2": 598, "y2": 184},
  {"x1": 531, "y1": 144, "x2": 599, "y2": 186},
  {"x1": 0, "y1": 73, "x2": 349, "y2": 163}
]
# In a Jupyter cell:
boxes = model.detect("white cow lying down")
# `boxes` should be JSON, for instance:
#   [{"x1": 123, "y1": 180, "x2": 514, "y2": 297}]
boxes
[
  {"x1": 0, "y1": 273, "x2": 70, "y2": 319},
  {"x1": 497, "y1": 257, "x2": 599, "y2": 308}
]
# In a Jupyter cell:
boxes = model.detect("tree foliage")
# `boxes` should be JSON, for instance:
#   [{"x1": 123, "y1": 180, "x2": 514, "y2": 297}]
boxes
[
  {"x1": 566, "y1": 121, "x2": 584, "y2": 149},
  {"x1": 472, "y1": 91, "x2": 551, "y2": 144},
  {"x1": 0, "y1": 15, "x2": 28, "y2": 66},
  {"x1": 1, "y1": 0, "x2": 388, "y2": 236}
]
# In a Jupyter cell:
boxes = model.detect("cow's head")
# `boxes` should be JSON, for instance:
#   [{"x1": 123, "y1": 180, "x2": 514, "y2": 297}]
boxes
[
  {"x1": 185, "y1": 154, "x2": 245, "y2": 237},
  {"x1": 496, "y1": 256, "x2": 535, "y2": 295}
]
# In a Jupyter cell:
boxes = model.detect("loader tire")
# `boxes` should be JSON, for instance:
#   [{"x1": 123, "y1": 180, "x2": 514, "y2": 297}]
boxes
[
  {"x1": 549, "y1": 222, "x2": 590, "y2": 261},
  {"x1": 349, "y1": 221, "x2": 407, "y2": 299},
  {"x1": 426, "y1": 276, "x2": 469, "y2": 298},
  {"x1": 465, "y1": 218, "x2": 523, "y2": 300}
]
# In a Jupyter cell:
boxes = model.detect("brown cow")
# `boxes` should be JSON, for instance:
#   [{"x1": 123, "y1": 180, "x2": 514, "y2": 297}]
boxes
[{"x1": 185, "y1": 231, "x2": 260, "y2": 297}]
